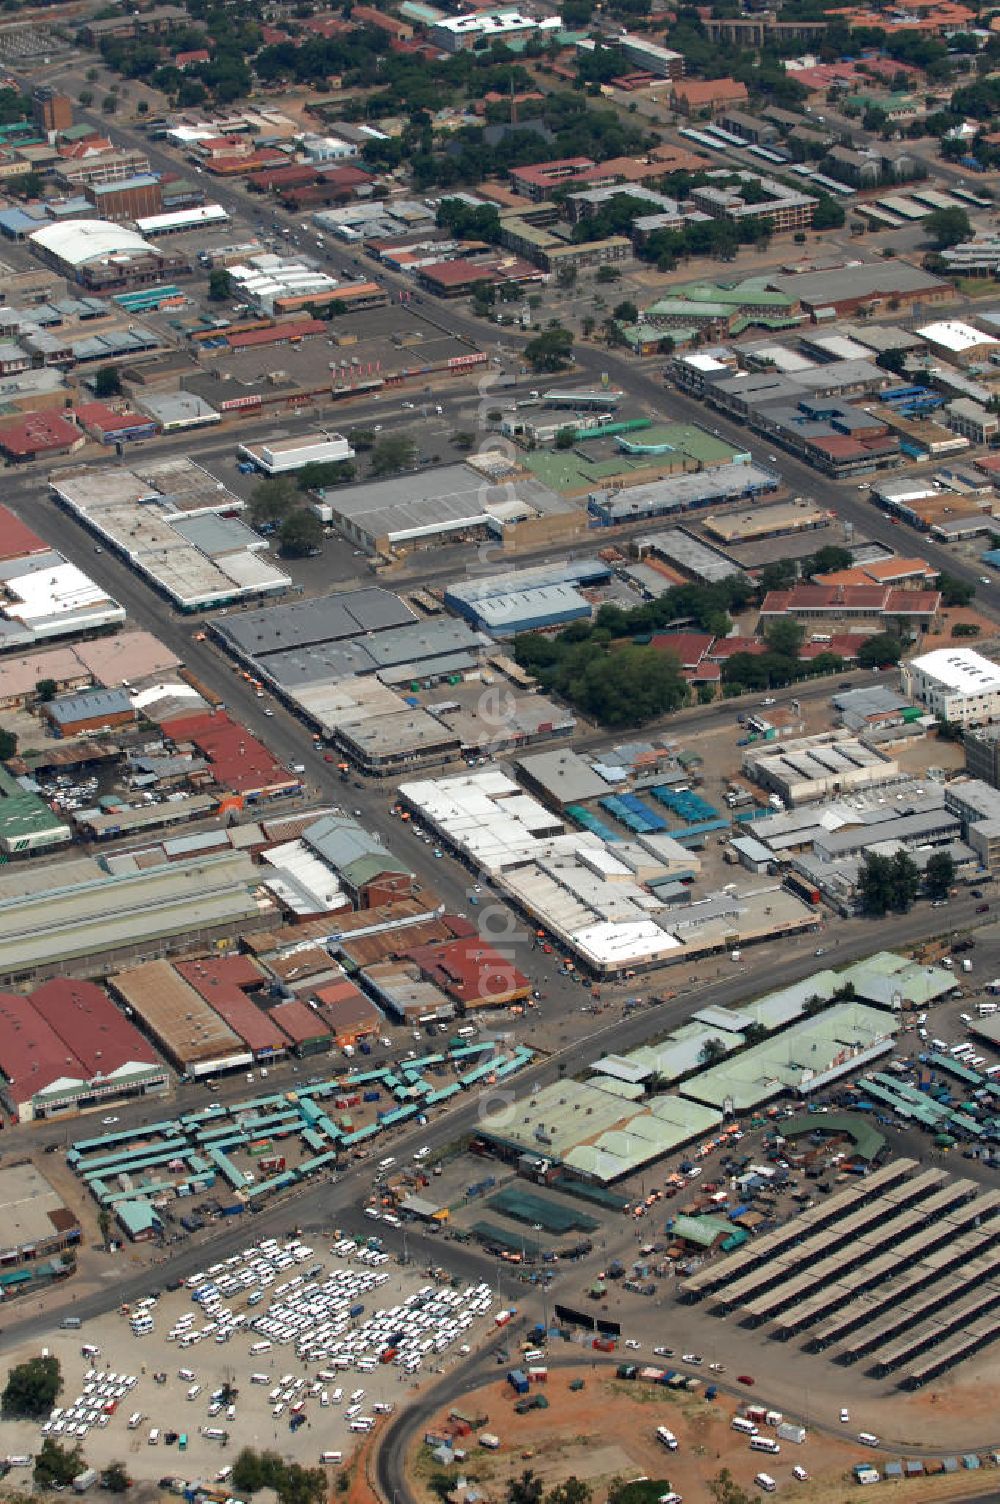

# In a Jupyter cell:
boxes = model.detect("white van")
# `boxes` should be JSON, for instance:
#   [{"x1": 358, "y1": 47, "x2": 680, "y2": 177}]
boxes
[
  {"x1": 250, "y1": 1341, "x2": 272, "y2": 1355},
  {"x1": 186, "y1": 1385, "x2": 202, "y2": 1402},
  {"x1": 350, "y1": 1418, "x2": 374, "y2": 1433},
  {"x1": 750, "y1": 1437, "x2": 781, "y2": 1455},
  {"x1": 250, "y1": 1374, "x2": 270, "y2": 1386},
  {"x1": 858, "y1": 1433, "x2": 879, "y2": 1447},
  {"x1": 754, "y1": 1475, "x2": 776, "y2": 1493},
  {"x1": 148, "y1": 1429, "x2": 160, "y2": 1447},
  {"x1": 731, "y1": 1417, "x2": 758, "y2": 1435},
  {"x1": 321, "y1": 1453, "x2": 343, "y2": 1465}
]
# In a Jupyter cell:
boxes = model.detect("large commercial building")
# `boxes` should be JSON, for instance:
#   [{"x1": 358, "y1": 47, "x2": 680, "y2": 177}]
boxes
[
  {"x1": 743, "y1": 733, "x2": 898, "y2": 807},
  {"x1": 902, "y1": 649, "x2": 1000, "y2": 727},
  {"x1": 0, "y1": 851, "x2": 264, "y2": 985},
  {"x1": 50, "y1": 458, "x2": 290, "y2": 610},
  {"x1": 28, "y1": 219, "x2": 186, "y2": 292},
  {"x1": 0, "y1": 977, "x2": 166, "y2": 1122}
]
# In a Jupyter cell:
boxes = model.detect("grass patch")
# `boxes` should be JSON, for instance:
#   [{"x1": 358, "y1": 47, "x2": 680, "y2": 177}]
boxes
[{"x1": 956, "y1": 277, "x2": 998, "y2": 298}]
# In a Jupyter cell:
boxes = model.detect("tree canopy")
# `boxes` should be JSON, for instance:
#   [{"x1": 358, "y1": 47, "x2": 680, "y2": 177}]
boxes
[
  {"x1": 4, "y1": 1356, "x2": 61, "y2": 1420},
  {"x1": 278, "y1": 509, "x2": 323, "y2": 557},
  {"x1": 857, "y1": 850, "x2": 920, "y2": 916}
]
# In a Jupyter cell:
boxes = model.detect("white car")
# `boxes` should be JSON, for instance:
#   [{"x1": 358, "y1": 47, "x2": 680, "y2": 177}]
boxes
[
  {"x1": 840, "y1": 1408, "x2": 850, "y2": 1423},
  {"x1": 624, "y1": 1339, "x2": 642, "y2": 1351},
  {"x1": 792, "y1": 1467, "x2": 809, "y2": 1482},
  {"x1": 682, "y1": 1353, "x2": 703, "y2": 1364},
  {"x1": 102, "y1": 1116, "x2": 119, "y2": 1125}
]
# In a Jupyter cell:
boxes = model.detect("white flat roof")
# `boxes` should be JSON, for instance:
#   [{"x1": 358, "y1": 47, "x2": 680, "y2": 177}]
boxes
[
  {"x1": 910, "y1": 648, "x2": 1000, "y2": 696},
  {"x1": 29, "y1": 219, "x2": 155, "y2": 268},
  {"x1": 917, "y1": 320, "x2": 999, "y2": 353}
]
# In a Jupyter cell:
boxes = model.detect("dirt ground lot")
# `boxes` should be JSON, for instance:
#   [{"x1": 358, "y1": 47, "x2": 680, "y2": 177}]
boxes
[
  {"x1": 0, "y1": 1244, "x2": 498, "y2": 1486},
  {"x1": 407, "y1": 1368, "x2": 1000, "y2": 1504}
]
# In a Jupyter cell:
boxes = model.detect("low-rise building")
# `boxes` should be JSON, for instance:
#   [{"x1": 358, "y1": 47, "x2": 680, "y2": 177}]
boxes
[
  {"x1": 946, "y1": 398, "x2": 1000, "y2": 446},
  {"x1": 917, "y1": 320, "x2": 1000, "y2": 368},
  {"x1": 902, "y1": 648, "x2": 1000, "y2": 726},
  {"x1": 670, "y1": 78, "x2": 749, "y2": 115}
]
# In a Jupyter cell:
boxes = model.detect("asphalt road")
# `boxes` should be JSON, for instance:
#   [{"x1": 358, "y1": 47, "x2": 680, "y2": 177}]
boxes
[{"x1": 1, "y1": 888, "x2": 983, "y2": 1355}]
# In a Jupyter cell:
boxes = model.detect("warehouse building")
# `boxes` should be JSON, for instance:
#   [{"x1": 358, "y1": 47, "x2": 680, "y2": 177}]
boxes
[
  {"x1": 109, "y1": 958, "x2": 250, "y2": 1075},
  {"x1": 444, "y1": 558, "x2": 612, "y2": 635},
  {"x1": 44, "y1": 686, "x2": 136, "y2": 737},
  {"x1": 0, "y1": 1162, "x2": 79, "y2": 1276},
  {"x1": 28, "y1": 219, "x2": 186, "y2": 292},
  {"x1": 743, "y1": 732, "x2": 898, "y2": 806},
  {"x1": 50, "y1": 461, "x2": 290, "y2": 611},
  {"x1": 0, "y1": 850, "x2": 264, "y2": 984},
  {"x1": 0, "y1": 764, "x2": 71, "y2": 855},
  {"x1": 0, "y1": 978, "x2": 166, "y2": 1121},
  {"x1": 316, "y1": 462, "x2": 570, "y2": 555}
]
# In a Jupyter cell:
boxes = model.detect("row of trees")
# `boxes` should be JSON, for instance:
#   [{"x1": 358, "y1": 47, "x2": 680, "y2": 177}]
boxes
[
  {"x1": 512, "y1": 560, "x2": 915, "y2": 726},
  {"x1": 858, "y1": 850, "x2": 955, "y2": 916},
  {"x1": 231, "y1": 1447, "x2": 327, "y2": 1504}
]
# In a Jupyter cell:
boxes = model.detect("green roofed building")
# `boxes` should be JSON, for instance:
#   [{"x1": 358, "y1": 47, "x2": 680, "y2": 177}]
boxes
[
  {"x1": 670, "y1": 1212, "x2": 733, "y2": 1248},
  {"x1": 116, "y1": 1199, "x2": 161, "y2": 1241},
  {"x1": 779, "y1": 1110, "x2": 886, "y2": 1163},
  {"x1": 0, "y1": 764, "x2": 71, "y2": 855},
  {"x1": 644, "y1": 277, "x2": 799, "y2": 337}
]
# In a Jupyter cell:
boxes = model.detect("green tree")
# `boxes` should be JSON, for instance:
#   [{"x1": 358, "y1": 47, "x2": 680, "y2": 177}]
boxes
[
  {"x1": 348, "y1": 427, "x2": 376, "y2": 451},
  {"x1": 0, "y1": 727, "x2": 16, "y2": 760},
  {"x1": 546, "y1": 1482, "x2": 591, "y2": 1504},
  {"x1": 699, "y1": 1036, "x2": 727, "y2": 1067},
  {"x1": 248, "y1": 477, "x2": 298, "y2": 530},
  {"x1": 93, "y1": 364, "x2": 122, "y2": 399},
  {"x1": 612, "y1": 299, "x2": 638, "y2": 324},
  {"x1": 764, "y1": 618, "x2": 805, "y2": 658},
  {"x1": 296, "y1": 459, "x2": 355, "y2": 490},
  {"x1": 33, "y1": 1437, "x2": 81, "y2": 1490},
  {"x1": 858, "y1": 850, "x2": 920, "y2": 915},
  {"x1": 925, "y1": 206, "x2": 973, "y2": 247},
  {"x1": 78, "y1": 89, "x2": 94, "y2": 107},
  {"x1": 35, "y1": 678, "x2": 57, "y2": 702},
  {"x1": 232, "y1": 1449, "x2": 266, "y2": 1494},
  {"x1": 925, "y1": 850, "x2": 955, "y2": 901},
  {"x1": 101, "y1": 93, "x2": 118, "y2": 114},
  {"x1": 369, "y1": 432, "x2": 417, "y2": 477},
  {"x1": 607, "y1": 1484, "x2": 674, "y2": 1504},
  {"x1": 595, "y1": 264, "x2": 621, "y2": 283},
  {"x1": 278, "y1": 508, "x2": 323, "y2": 557},
  {"x1": 101, "y1": 1462, "x2": 130, "y2": 1494},
  {"x1": 805, "y1": 545, "x2": 853, "y2": 577},
  {"x1": 876, "y1": 347, "x2": 908, "y2": 375},
  {"x1": 858, "y1": 633, "x2": 903, "y2": 669},
  {"x1": 555, "y1": 426, "x2": 577, "y2": 449},
  {"x1": 428, "y1": 1474, "x2": 456, "y2": 1504},
  {"x1": 451, "y1": 431, "x2": 475, "y2": 451},
  {"x1": 812, "y1": 195, "x2": 845, "y2": 230},
  {"x1": 508, "y1": 1472, "x2": 544, "y2": 1504},
  {"x1": 742, "y1": 1022, "x2": 768, "y2": 1045},
  {"x1": 556, "y1": 264, "x2": 577, "y2": 288},
  {"x1": 939, "y1": 571, "x2": 975, "y2": 606},
  {"x1": 97, "y1": 1207, "x2": 112, "y2": 1251},
  {"x1": 208, "y1": 267, "x2": 233, "y2": 302},
  {"x1": 4, "y1": 1356, "x2": 61, "y2": 1420},
  {"x1": 524, "y1": 327, "x2": 574, "y2": 372},
  {"x1": 10, "y1": 170, "x2": 42, "y2": 199}
]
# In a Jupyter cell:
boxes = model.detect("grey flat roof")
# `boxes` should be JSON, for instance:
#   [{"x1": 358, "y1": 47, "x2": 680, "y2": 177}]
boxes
[
  {"x1": 216, "y1": 588, "x2": 416, "y2": 660},
  {"x1": 256, "y1": 617, "x2": 487, "y2": 688},
  {"x1": 48, "y1": 687, "x2": 132, "y2": 724},
  {"x1": 172, "y1": 513, "x2": 266, "y2": 556},
  {"x1": 517, "y1": 748, "x2": 609, "y2": 803},
  {"x1": 768, "y1": 262, "x2": 946, "y2": 304},
  {"x1": 325, "y1": 463, "x2": 565, "y2": 538}
]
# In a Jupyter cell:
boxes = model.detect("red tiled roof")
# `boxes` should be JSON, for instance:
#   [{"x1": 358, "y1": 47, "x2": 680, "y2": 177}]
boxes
[
  {"x1": 175, "y1": 956, "x2": 287, "y2": 1056},
  {"x1": 671, "y1": 77, "x2": 748, "y2": 105},
  {"x1": 74, "y1": 401, "x2": 149, "y2": 434},
  {"x1": 709, "y1": 637, "x2": 768, "y2": 660},
  {"x1": 0, "y1": 411, "x2": 79, "y2": 458},
  {"x1": 270, "y1": 998, "x2": 331, "y2": 1045},
  {"x1": 649, "y1": 631, "x2": 714, "y2": 667},
  {"x1": 161, "y1": 710, "x2": 300, "y2": 797},
  {"x1": 226, "y1": 318, "x2": 326, "y2": 349},
  {"x1": 0, "y1": 502, "x2": 46, "y2": 561},
  {"x1": 29, "y1": 977, "x2": 158, "y2": 1075},
  {"x1": 0, "y1": 991, "x2": 85, "y2": 1104},
  {"x1": 406, "y1": 937, "x2": 529, "y2": 1004}
]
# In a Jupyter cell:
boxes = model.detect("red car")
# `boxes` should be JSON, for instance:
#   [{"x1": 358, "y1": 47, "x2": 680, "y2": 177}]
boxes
[
  {"x1": 324, "y1": 753, "x2": 335, "y2": 762},
  {"x1": 737, "y1": 1375, "x2": 755, "y2": 1386},
  {"x1": 977, "y1": 903, "x2": 991, "y2": 913}
]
